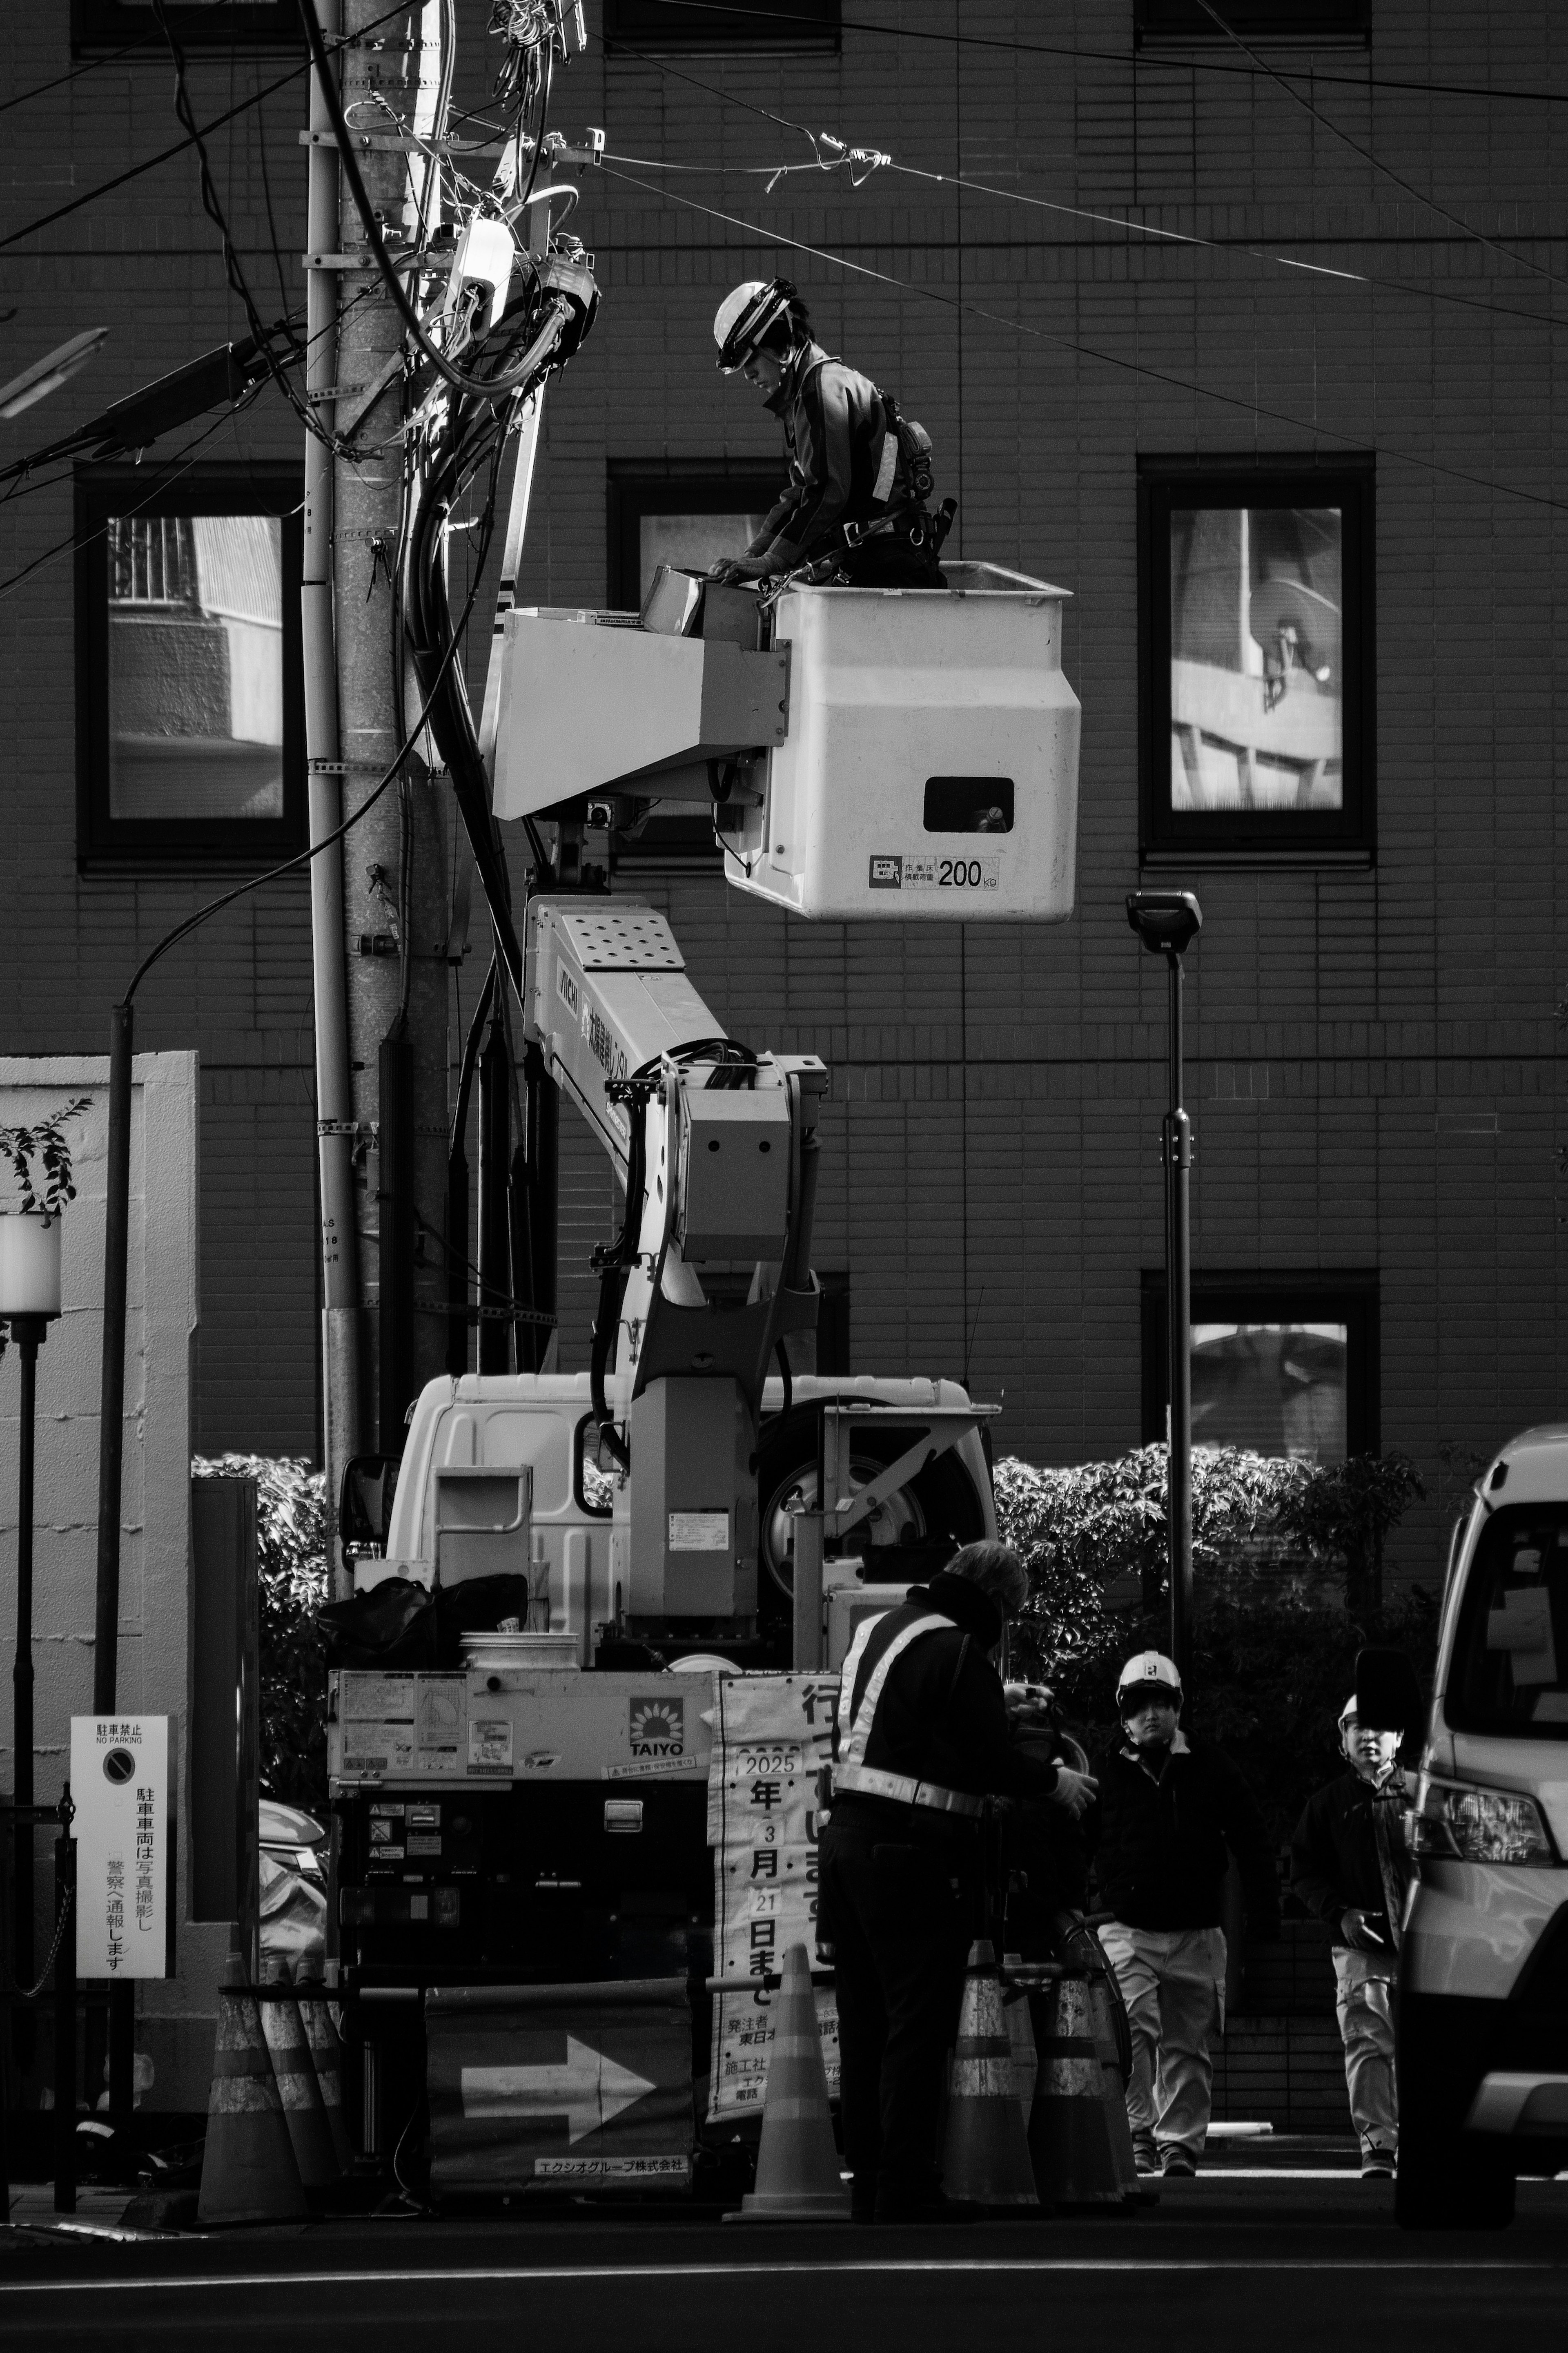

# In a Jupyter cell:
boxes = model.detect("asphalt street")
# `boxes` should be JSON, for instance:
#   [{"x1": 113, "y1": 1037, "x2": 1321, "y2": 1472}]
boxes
[{"x1": 2, "y1": 2158, "x2": 1566, "y2": 2353}]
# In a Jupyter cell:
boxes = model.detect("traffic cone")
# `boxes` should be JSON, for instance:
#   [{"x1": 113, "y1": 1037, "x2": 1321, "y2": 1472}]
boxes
[
  {"x1": 1085, "y1": 1970, "x2": 1151, "y2": 2204},
  {"x1": 1028, "y1": 1970, "x2": 1123, "y2": 2208},
  {"x1": 941, "y1": 1942, "x2": 1039, "y2": 2210},
  {"x1": 729, "y1": 1942, "x2": 850, "y2": 2221},
  {"x1": 258, "y1": 1972, "x2": 341, "y2": 2193},
  {"x1": 297, "y1": 1981, "x2": 354, "y2": 2175},
  {"x1": 1001, "y1": 1953, "x2": 1039, "y2": 2123},
  {"x1": 197, "y1": 1956, "x2": 308, "y2": 2226}
]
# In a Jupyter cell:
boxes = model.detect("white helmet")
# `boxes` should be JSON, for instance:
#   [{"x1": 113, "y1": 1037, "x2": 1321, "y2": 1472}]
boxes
[
  {"x1": 713, "y1": 277, "x2": 797, "y2": 372},
  {"x1": 1338, "y1": 1694, "x2": 1359, "y2": 1733},
  {"x1": 1116, "y1": 1650, "x2": 1183, "y2": 1711}
]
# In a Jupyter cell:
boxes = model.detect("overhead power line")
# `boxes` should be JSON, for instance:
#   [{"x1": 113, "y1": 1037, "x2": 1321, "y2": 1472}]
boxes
[
  {"x1": 599, "y1": 161, "x2": 1568, "y2": 520},
  {"x1": 613, "y1": 0, "x2": 1568, "y2": 107}
]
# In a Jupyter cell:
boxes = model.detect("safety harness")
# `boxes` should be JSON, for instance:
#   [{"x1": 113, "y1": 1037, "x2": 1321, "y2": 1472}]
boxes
[{"x1": 832, "y1": 1611, "x2": 987, "y2": 1819}]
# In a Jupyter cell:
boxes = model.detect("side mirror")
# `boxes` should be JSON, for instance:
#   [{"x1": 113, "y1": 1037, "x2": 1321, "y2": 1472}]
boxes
[
  {"x1": 1354, "y1": 1645, "x2": 1424, "y2": 1735},
  {"x1": 339, "y1": 1454, "x2": 399, "y2": 1570}
]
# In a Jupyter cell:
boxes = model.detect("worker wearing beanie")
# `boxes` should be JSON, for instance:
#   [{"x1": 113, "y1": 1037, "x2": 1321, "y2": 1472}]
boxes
[
  {"x1": 821, "y1": 1540, "x2": 1098, "y2": 2224},
  {"x1": 708, "y1": 277, "x2": 946, "y2": 589},
  {"x1": 1289, "y1": 1697, "x2": 1407, "y2": 2178},
  {"x1": 1092, "y1": 1652, "x2": 1281, "y2": 2178}
]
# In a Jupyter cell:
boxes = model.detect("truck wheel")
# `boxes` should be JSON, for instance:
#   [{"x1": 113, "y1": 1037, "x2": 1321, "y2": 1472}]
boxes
[
  {"x1": 1394, "y1": 2128, "x2": 1515, "y2": 2230},
  {"x1": 755, "y1": 1405, "x2": 988, "y2": 1638}
]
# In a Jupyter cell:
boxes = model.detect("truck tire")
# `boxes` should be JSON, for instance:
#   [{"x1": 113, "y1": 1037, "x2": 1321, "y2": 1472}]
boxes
[
  {"x1": 1394, "y1": 2126, "x2": 1515, "y2": 2230},
  {"x1": 755, "y1": 1404, "x2": 988, "y2": 1639}
]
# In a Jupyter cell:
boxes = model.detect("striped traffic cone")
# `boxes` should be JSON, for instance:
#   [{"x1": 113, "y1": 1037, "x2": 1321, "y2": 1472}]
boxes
[
  {"x1": 730, "y1": 1943, "x2": 850, "y2": 2221},
  {"x1": 1001, "y1": 1953, "x2": 1039, "y2": 2123},
  {"x1": 1029, "y1": 1971, "x2": 1123, "y2": 2208},
  {"x1": 1085, "y1": 1970, "x2": 1150, "y2": 2203},
  {"x1": 258, "y1": 1970, "x2": 341, "y2": 2193},
  {"x1": 941, "y1": 1942, "x2": 1039, "y2": 2210},
  {"x1": 297, "y1": 1981, "x2": 354, "y2": 2175},
  {"x1": 196, "y1": 1957, "x2": 308, "y2": 2226}
]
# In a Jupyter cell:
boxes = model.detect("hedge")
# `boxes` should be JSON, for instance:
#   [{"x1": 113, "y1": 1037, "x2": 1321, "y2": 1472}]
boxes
[{"x1": 192, "y1": 1454, "x2": 328, "y2": 1811}]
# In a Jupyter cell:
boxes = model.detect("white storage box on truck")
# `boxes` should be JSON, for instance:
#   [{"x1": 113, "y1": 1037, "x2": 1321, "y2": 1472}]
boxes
[{"x1": 1399, "y1": 1421, "x2": 1568, "y2": 2228}]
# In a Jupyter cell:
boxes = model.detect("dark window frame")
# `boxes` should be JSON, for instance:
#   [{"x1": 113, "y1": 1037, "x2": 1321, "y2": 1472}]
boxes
[
  {"x1": 75, "y1": 461, "x2": 307, "y2": 870},
  {"x1": 606, "y1": 463, "x2": 782, "y2": 864},
  {"x1": 72, "y1": 0, "x2": 302, "y2": 52},
  {"x1": 1140, "y1": 1269, "x2": 1379, "y2": 1459},
  {"x1": 1134, "y1": 0, "x2": 1368, "y2": 39},
  {"x1": 603, "y1": 0, "x2": 839, "y2": 52},
  {"x1": 1137, "y1": 453, "x2": 1375, "y2": 866}
]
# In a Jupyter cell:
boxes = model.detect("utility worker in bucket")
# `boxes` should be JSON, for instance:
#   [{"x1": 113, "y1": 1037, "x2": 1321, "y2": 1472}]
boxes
[
  {"x1": 708, "y1": 277, "x2": 948, "y2": 590},
  {"x1": 1092, "y1": 1651, "x2": 1281, "y2": 2179},
  {"x1": 1289, "y1": 1697, "x2": 1408, "y2": 2179},
  {"x1": 818, "y1": 1541, "x2": 1098, "y2": 2224}
]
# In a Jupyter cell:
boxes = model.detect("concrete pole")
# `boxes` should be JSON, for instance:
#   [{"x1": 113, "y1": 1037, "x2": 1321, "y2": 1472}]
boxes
[
  {"x1": 333, "y1": 0, "x2": 450, "y2": 1452},
  {"x1": 301, "y1": 0, "x2": 365, "y2": 1598},
  {"x1": 1164, "y1": 952, "x2": 1194, "y2": 1684}
]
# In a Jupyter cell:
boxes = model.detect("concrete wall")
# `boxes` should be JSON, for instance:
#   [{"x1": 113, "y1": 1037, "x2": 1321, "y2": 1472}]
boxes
[
  {"x1": 2, "y1": 7, "x2": 1567, "y2": 1597},
  {"x1": 0, "y1": 1054, "x2": 226, "y2": 2111}
]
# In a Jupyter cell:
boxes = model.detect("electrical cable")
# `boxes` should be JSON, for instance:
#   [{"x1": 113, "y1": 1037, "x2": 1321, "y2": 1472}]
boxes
[
  {"x1": 295, "y1": 0, "x2": 584, "y2": 403},
  {"x1": 0, "y1": 1, "x2": 410, "y2": 256},
  {"x1": 1194, "y1": 0, "x2": 1566, "y2": 297},
  {"x1": 610, "y1": 0, "x2": 1568, "y2": 109},
  {"x1": 120, "y1": 484, "x2": 503, "y2": 1008},
  {"x1": 0, "y1": 26, "x2": 162, "y2": 114},
  {"x1": 599, "y1": 162, "x2": 1568, "y2": 520}
]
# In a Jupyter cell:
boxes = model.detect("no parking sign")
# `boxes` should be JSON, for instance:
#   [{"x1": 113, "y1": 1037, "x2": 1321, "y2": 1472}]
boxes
[{"x1": 70, "y1": 1716, "x2": 174, "y2": 1979}]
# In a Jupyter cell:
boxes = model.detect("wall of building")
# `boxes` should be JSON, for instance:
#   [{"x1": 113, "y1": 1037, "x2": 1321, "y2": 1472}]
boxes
[{"x1": 2, "y1": 7, "x2": 1566, "y2": 1594}]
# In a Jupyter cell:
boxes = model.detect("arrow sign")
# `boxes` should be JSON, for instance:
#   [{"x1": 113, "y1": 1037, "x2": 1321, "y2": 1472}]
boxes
[{"x1": 461, "y1": 2036, "x2": 656, "y2": 2144}]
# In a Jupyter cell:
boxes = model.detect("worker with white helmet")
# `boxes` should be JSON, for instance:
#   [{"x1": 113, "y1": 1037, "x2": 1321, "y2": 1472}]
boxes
[
  {"x1": 1092, "y1": 1650, "x2": 1281, "y2": 2178},
  {"x1": 1289, "y1": 1696, "x2": 1408, "y2": 2178},
  {"x1": 707, "y1": 276, "x2": 947, "y2": 589}
]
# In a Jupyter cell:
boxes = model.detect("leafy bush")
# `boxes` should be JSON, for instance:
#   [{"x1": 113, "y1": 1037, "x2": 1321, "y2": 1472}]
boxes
[
  {"x1": 996, "y1": 1443, "x2": 1435, "y2": 1844},
  {"x1": 192, "y1": 1454, "x2": 328, "y2": 1810}
]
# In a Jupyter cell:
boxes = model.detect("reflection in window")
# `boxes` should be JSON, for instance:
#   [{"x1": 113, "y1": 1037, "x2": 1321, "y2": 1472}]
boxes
[
  {"x1": 1169, "y1": 504, "x2": 1342, "y2": 814},
  {"x1": 1452, "y1": 1510, "x2": 1568, "y2": 1735},
  {"x1": 1191, "y1": 1320, "x2": 1348, "y2": 1463},
  {"x1": 638, "y1": 510, "x2": 767, "y2": 604},
  {"x1": 107, "y1": 513, "x2": 284, "y2": 821}
]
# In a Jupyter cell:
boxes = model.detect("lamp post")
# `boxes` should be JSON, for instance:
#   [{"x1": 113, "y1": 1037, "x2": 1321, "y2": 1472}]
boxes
[
  {"x1": 0, "y1": 1206, "x2": 63, "y2": 2048},
  {"x1": 1126, "y1": 890, "x2": 1203, "y2": 1683}
]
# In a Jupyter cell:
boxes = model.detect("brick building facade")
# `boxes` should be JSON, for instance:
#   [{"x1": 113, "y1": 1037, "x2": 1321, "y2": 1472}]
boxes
[{"x1": 4, "y1": 3, "x2": 1566, "y2": 1588}]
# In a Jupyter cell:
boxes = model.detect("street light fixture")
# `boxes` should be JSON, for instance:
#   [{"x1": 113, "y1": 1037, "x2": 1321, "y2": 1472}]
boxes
[
  {"x1": 0, "y1": 1207, "x2": 63, "y2": 2045},
  {"x1": 1126, "y1": 889, "x2": 1203, "y2": 1681}
]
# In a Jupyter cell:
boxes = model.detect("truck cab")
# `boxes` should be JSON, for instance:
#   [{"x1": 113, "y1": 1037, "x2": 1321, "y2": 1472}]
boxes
[{"x1": 1399, "y1": 1422, "x2": 1568, "y2": 2226}]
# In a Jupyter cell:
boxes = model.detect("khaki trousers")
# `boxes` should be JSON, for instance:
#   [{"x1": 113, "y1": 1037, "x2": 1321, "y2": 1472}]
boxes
[
  {"x1": 1098, "y1": 1921, "x2": 1226, "y2": 2163},
  {"x1": 1333, "y1": 1945, "x2": 1398, "y2": 2153}
]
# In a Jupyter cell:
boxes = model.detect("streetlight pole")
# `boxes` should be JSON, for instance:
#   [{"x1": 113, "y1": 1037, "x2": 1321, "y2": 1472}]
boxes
[
  {"x1": 1127, "y1": 890, "x2": 1203, "y2": 1684},
  {"x1": 11, "y1": 1314, "x2": 46, "y2": 2032}
]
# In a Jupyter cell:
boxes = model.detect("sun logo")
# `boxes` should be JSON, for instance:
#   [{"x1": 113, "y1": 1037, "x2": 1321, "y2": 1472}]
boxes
[{"x1": 629, "y1": 1699, "x2": 685, "y2": 1756}]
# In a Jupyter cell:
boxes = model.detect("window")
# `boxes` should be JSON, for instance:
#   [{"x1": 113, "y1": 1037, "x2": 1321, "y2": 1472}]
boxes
[
  {"x1": 1449, "y1": 1508, "x2": 1568, "y2": 1741},
  {"x1": 73, "y1": 0, "x2": 301, "y2": 51},
  {"x1": 606, "y1": 466, "x2": 781, "y2": 861},
  {"x1": 1142, "y1": 1272, "x2": 1378, "y2": 1463},
  {"x1": 1138, "y1": 457, "x2": 1374, "y2": 862},
  {"x1": 604, "y1": 0, "x2": 838, "y2": 51},
  {"x1": 76, "y1": 465, "x2": 305, "y2": 865},
  {"x1": 1135, "y1": 0, "x2": 1368, "y2": 37}
]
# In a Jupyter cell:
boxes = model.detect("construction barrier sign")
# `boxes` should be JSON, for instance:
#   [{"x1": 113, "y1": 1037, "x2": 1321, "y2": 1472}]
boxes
[
  {"x1": 70, "y1": 1715, "x2": 174, "y2": 1980},
  {"x1": 707, "y1": 1673, "x2": 840, "y2": 2119},
  {"x1": 426, "y1": 1977, "x2": 694, "y2": 2194}
]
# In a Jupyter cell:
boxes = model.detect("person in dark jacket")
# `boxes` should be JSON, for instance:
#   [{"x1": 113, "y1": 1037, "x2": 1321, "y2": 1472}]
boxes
[
  {"x1": 708, "y1": 277, "x2": 946, "y2": 589},
  {"x1": 819, "y1": 1541, "x2": 1096, "y2": 2223},
  {"x1": 1290, "y1": 1695, "x2": 1405, "y2": 2177},
  {"x1": 1092, "y1": 1650, "x2": 1281, "y2": 2178}
]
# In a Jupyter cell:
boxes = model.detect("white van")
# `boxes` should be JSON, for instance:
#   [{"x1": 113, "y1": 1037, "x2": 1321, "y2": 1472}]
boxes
[{"x1": 1399, "y1": 1423, "x2": 1568, "y2": 2228}]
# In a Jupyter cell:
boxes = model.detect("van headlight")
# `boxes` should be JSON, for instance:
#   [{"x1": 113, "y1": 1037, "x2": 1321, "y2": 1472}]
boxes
[{"x1": 1408, "y1": 1775, "x2": 1558, "y2": 1865}]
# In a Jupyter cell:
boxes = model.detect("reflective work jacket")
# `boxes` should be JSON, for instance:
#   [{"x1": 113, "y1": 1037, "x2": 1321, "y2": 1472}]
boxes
[
  {"x1": 831, "y1": 1584, "x2": 1058, "y2": 1824},
  {"x1": 748, "y1": 341, "x2": 916, "y2": 570}
]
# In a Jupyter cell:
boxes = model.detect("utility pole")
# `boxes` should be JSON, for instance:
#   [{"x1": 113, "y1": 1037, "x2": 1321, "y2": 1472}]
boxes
[{"x1": 311, "y1": 1, "x2": 451, "y2": 1500}]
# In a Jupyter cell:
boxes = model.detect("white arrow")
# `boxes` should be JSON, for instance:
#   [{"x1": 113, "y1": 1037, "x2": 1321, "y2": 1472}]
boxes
[{"x1": 460, "y1": 2037, "x2": 656, "y2": 2145}]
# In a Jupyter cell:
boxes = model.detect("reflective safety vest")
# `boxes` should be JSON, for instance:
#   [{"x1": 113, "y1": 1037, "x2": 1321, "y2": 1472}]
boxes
[{"x1": 832, "y1": 1610, "x2": 987, "y2": 1819}]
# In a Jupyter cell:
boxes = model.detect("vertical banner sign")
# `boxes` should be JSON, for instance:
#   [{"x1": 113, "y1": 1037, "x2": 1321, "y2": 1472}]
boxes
[
  {"x1": 71, "y1": 1716, "x2": 174, "y2": 1980},
  {"x1": 707, "y1": 1674, "x2": 840, "y2": 2120}
]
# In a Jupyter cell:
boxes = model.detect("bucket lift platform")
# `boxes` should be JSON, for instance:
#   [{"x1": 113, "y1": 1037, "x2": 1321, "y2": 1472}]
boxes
[{"x1": 490, "y1": 561, "x2": 1080, "y2": 924}]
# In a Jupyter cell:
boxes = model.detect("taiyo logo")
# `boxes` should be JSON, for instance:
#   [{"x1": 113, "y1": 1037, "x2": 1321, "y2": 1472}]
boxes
[{"x1": 628, "y1": 1697, "x2": 685, "y2": 1759}]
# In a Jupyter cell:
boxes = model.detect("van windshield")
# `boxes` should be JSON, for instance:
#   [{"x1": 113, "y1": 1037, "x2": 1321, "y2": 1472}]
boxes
[{"x1": 1450, "y1": 1505, "x2": 1568, "y2": 1739}]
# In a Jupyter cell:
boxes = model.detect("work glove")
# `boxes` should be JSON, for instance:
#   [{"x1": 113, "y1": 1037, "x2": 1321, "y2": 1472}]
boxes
[
  {"x1": 1048, "y1": 1764, "x2": 1098, "y2": 1821},
  {"x1": 706, "y1": 555, "x2": 772, "y2": 585},
  {"x1": 1338, "y1": 1906, "x2": 1391, "y2": 1954}
]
